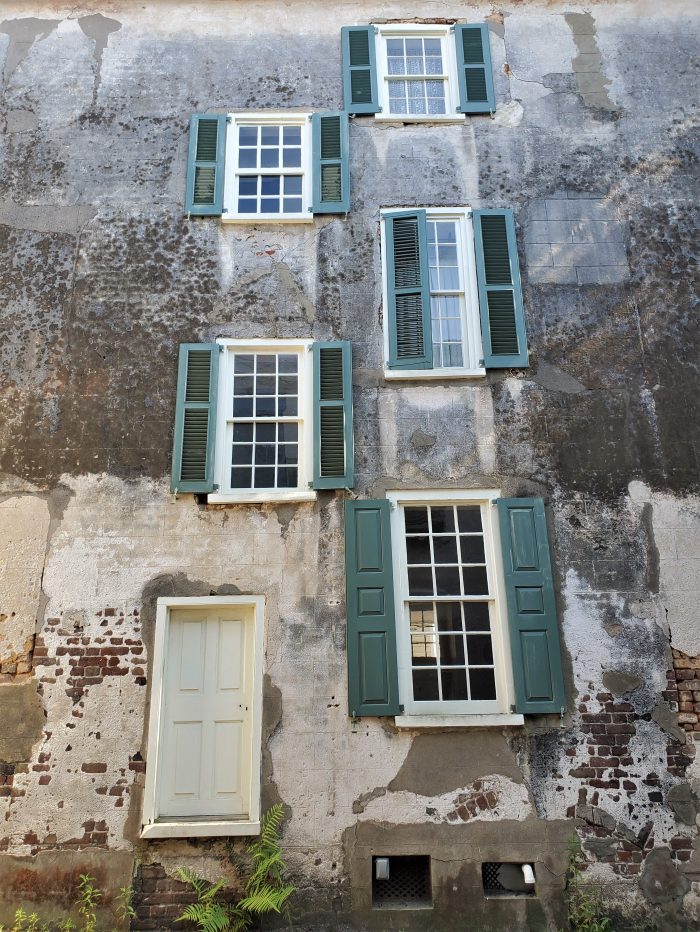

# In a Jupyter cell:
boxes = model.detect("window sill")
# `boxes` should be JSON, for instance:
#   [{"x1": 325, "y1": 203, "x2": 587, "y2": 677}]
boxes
[
  {"x1": 207, "y1": 490, "x2": 317, "y2": 505},
  {"x1": 141, "y1": 819, "x2": 260, "y2": 839},
  {"x1": 384, "y1": 367, "x2": 486, "y2": 381},
  {"x1": 394, "y1": 713, "x2": 524, "y2": 729},
  {"x1": 221, "y1": 214, "x2": 314, "y2": 224},
  {"x1": 374, "y1": 114, "x2": 466, "y2": 124}
]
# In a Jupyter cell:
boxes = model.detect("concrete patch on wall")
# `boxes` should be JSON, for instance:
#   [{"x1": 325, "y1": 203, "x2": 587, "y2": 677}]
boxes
[
  {"x1": 0, "y1": 680, "x2": 44, "y2": 763},
  {"x1": 565, "y1": 12, "x2": 620, "y2": 112},
  {"x1": 0, "y1": 495, "x2": 50, "y2": 670}
]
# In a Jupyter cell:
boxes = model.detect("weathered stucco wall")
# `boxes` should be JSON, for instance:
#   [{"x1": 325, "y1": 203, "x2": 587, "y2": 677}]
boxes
[{"x1": 0, "y1": 1, "x2": 698, "y2": 929}]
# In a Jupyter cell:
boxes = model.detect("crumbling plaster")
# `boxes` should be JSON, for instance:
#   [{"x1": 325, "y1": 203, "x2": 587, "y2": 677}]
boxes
[{"x1": 0, "y1": 0, "x2": 698, "y2": 926}]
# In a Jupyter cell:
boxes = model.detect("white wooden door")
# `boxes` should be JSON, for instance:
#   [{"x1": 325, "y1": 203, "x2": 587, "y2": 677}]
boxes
[{"x1": 157, "y1": 608, "x2": 253, "y2": 820}]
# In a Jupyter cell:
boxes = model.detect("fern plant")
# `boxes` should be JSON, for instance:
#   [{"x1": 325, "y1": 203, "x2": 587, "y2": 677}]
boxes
[
  {"x1": 176, "y1": 804, "x2": 294, "y2": 932},
  {"x1": 563, "y1": 836, "x2": 613, "y2": 932}
]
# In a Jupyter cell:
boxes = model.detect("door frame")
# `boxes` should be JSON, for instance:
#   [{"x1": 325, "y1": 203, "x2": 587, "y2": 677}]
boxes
[{"x1": 141, "y1": 595, "x2": 265, "y2": 838}]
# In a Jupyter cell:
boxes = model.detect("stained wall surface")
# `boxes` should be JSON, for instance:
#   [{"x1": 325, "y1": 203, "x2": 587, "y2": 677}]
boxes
[{"x1": 0, "y1": 2, "x2": 699, "y2": 929}]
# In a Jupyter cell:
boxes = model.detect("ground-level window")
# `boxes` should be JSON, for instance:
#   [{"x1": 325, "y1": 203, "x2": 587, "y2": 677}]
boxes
[
  {"x1": 141, "y1": 596, "x2": 264, "y2": 838},
  {"x1": 388, "y1": 491, "x2": 513, "y2": 717}
]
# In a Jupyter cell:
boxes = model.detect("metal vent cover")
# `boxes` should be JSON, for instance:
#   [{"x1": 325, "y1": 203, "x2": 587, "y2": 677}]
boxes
[
  {"x1": 482, "y1": 862, "x2": 536, "y2": 897},
  {"x1": 372, "y1": 855, "x2": 432, "y2": 909}
]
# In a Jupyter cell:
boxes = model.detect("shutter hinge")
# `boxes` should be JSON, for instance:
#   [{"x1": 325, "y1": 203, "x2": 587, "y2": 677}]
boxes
[
  {"x1": 218, "y1": 344, "x2": 225, "y2": 352},
  {"x1": 479, "y1": 358, "x2": 485, "y2": 367},
  {"x1": 373, "y1": 25, "x2": 379, "y2": 33},
  {"x1": 226, "y1": 115, "x2": 232, "y2": 123},
  {"x1": 186, "y1": 211, "x2": 191, "y2": 221},
  {"x1": 213, "y1": 484, "x2": 219, "y2": 492},
  {"x1": 560, "y1": 706, "x2": 565, "y2": 728},
  {"x1": 222, "y1": 208, "x2": 228, "y2": 214},
  {"x1": 398, "y1": 704, "x2": 404, "y2": 713},
  {"x1": 449, "y1": 24, "x2": 456, "y2": 32},
  {"x1": 510, "y1": 704, "x2": 515, "y2": 713}
]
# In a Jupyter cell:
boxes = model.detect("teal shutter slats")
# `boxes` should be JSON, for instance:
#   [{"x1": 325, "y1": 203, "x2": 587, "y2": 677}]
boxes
[
  {"x1": 341, "y1": 26, "x2": 379, "y2": 114},
  {"x1": 311, "y1": 112, "x2": 350, "y2": 214},
  {"x1": 385, "y1": 211, "x2": 432, "y2": 369},
  {"x1": 171, "y1": 344, "x2": 219, "y2": 493},
  {"x1": 473, "y1": 209, "x2": 528, "y2": 368},
  {"x1": 454, "y1": 24, "x2": 496, "y2": 114},
  {"x1": 312, "y1": 341, "x2": 354, "y2": 489},
  {"x1": 497, "y1": 498, "x2": 565, "y2": 714},
  {"x1": 185, "y1": 114, "x2": 227, "y2": 216},
  {"x1": 345, "y1": 500, "x2": 400, "y2": 716}
]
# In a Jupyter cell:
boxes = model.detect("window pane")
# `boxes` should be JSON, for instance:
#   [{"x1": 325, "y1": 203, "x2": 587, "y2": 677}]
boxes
[
  {"x1": 436, "y1": 602, "x2": 463, "y2": 632},
  {"x1": 255, "y1": 444, "x2": 275, "y2": 465},
  {"x1": 233, "y1": 397, "x2": 254, "y2": 417},
  {"x1": 467, "y1": 635, "x2": 494, "y2": 666},
  {"x1": 239, "y1": 126, "x2": 258, "y2": 145},
  {"x1": 277, "y1": 467, "x2": 298, "y2": 488},
  {"x1": 256, "y1": 422, "x2": 275, "y2": 442},
  {"x1": 469, "y1": 668, "x2": 496, "y2": 701},
  {"x1": 283, "y1": 148, "x2": 302, "y2": 168},
  {"x1": 261, "y1": 176, "x2": 280, "y2": 195},
  {"x1": 278, "y1": 375, "x2": 298, "y2": 395},
  {"x1": 255, "y1": 396, "x2": 276, "y2": 416},
  {"x1": 261, "y1": 126, "x2": 279, "y2": 145},
  {"x1": 254, "y1": 467, "x2": 275, "y2": 488},
  {"x1": 424, "y1": 38, "x2": 441, "y2": 55},
  {"x1": 278, "y1": 423, "x2": 298, "y2": 442},
  {"x1": 441, "y1": 668, "x2": 468, "y2": 700},
  {"x1": 284, "y1": 176, "x2": 303, "y2": 195},
  {"x1": 435, "y1": 566, "x2": 460, "y2": 595},
  {"x1": 239, "y1": 177, "x2": 257, "y2": 195},
  {"x1": 435, "y1": 222, "x2": 456, "y2": 243},
  {"x1": 411, "y1": 634, "x2": 437, "y2": 665},
  {"x1": 256, "y1": 375, "x2": 276, "y2": 395},
  {"x1": 260, "y1": 149, "x2": 279, "y2": 168},
  {"x1": 408, "y1": 566, "x2": 433, "y2": 596},
  {"x1": 460, "y1": 536, "x2": 486, "y2": 564},
  {"x1": 278, "y1": 444, "x2": 298, "y2": 465},
  {"x1": 231, "y1": 467, "x2": 252, "y2": 488},
  {"x1": 405, "y1": 38, "x2": 423, "y2": 56},
  {"x1": 238, "y1": 198, "x2": 257, "y2": 213},
  {"x1": 406, "y1": 536, "x2": 431, "y2": 564},
  {"x1": 464, "y1": 602, "x2": 490, "y2": 632},
  {"x1": 412, "y1": 669, "x2": 439, "y2": 701},
  {"x1": 283, "y1": 198, "x2": 303, "y2": 214},
  {"x1": 462, "y1": 566, "x2": 489, "y2": 595},
  {"x1": 234, "y1": 354, "x2": 254, "y2": 374},
  {"x1": 432, "y1": 535, "x2": 458, "y2": 564},
  {"x1": 279, "y1": 355, "x2": 298, "y2": 373},
  {"x1": 260, "y1": 198, "x2": 279, "y2": 213},
  {"x1": 439, "y1": 635, "x2": 465, "y2": 666},
  {"x1": 232, "y1": 423, "x2": 253, "y2": 442},
  {"x1": 457, "y1": 507, "x2": 482, "y2": 532},
  {"x1": 410, "y1": 603, "x2": 436, "y2": 633},
  {"x1": 231, "y1": 445, "x2": 252, "y2": 465},
  {"x1": 430, "y1": 507, "x2": 454, "y2": 533},
  {"x1": 238, "y1": 149, "x2": 257, "y2": 168},
  {"x1": 405, "y1": 507, "x2": 429, "y2": 533},
  {"x1": 389, "y1": 98, "x2": 408, "y2": 114},
  {"x1": 234, "y1": 375, "x2": 254, "y2": 396},
  {"x1": 277, "y1": 396, "x2": 298, "y2": 416}
]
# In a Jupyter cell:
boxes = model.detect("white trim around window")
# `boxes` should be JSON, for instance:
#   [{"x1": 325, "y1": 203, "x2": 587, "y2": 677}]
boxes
[
  {"x1": 209, "y1": 339, "x2": 316, "y2": 505},
  {"x1": 141, "y1": 596, "x2": 265, "y2": 839},
  {"x1": 387, "y1": 490, "x2": 520, "y2": 725},
  {"x1": 373, "y1": 24, "x2": 465, "y2": 123},
  {"x1": 381, "y1": 208, "x2": 485, "y2": 380},
  {"x1": 222, "y1": 112, "x2": 314, "y2": 223}
]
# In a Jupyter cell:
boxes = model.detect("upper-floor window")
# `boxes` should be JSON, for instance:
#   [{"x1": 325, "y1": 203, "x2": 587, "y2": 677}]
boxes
[
  {"x1": 185, "y1": 112, "x2": 349, "y2": 219},
  {"x1": 341, "y1": 23, "x2": 495, "y2": 121},
  {"x1": 380, "y1": 207, "x2": 528, "y2": 378}
]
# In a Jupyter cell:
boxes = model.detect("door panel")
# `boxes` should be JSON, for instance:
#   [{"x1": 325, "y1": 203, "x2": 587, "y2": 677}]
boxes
[{"x1": 158, "y1": 609, "x2": 253, "y2": 820}]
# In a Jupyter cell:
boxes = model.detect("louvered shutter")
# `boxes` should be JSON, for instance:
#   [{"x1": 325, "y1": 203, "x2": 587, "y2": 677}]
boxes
[
  {"x1": 171, "y1": 344, "x2": 219, "y2": 493},
  {"x1": 311, "y1": 113, "x2": 350, "y2": 214},
  {"x1": 341, "y1": 26, "x2": 379, "y2": 114},
  {"x1": 345, "y1": 500, "x2": 400, "y2": 717},
  {"x1": 473, "y1": 209, "x2": 528, "y2": 368},
  {"x1": 312, "y1": 341, "x2": 354, "y2": 489},
  {"x1": 384, "y1": 211, "x2": 432, "y2": 370},
  {"x1": 454, "y1": 24, "x2": 496, "y2": 114},
  {"x1": 185, "y1": 114, "x2": 227, "y2": 216},
  {"x1": 497, "y1": 498, "x2": 565, "y2": 714}
]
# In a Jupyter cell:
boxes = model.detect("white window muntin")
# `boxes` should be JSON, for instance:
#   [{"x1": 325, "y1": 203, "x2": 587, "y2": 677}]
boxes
[
  {"x1": 210, "y1": 339, "x2": 315, "y2": 504},
  {"x1": 381, "y1": 208, "x2": 485, "y2": 379},
  {"x1": 373, "y1": 24, "x2": 464, "y2": 122},
  {"x1": 141, "y1": 596, "x2": 265, "y2": 839},
  {"x1": 388, "y1": 490, "x2": 514, "y2": 717},
  {"x1": 222, "y1": 112, "x2": 313, "y2": 222}
]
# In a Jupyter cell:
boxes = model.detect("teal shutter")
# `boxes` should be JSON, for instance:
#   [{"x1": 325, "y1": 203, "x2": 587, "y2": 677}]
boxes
[
  {"x1": 385, "y1": 211, "x2": 432, "y2": 370},
  {"x1": 473, "y1": 209, "x2": 528, "y2": 368},
  {"x1": 454, "y1": 24, "x2": 496, "y2": 114},
  {"x1": 171, "y1": 344, "x2": 219, "y2": 493},
  {"x1": 185, "y1": 114, "x2": 227, "y2": 216},
  {"x1": 312, "y1": 341, "x2": 354, "y2": 489},
  {"x1": 311, "y1": 112, "x2": 350, "y2": 214},
  {"x1": 345, "y1": 500, "x2": 400, "y2": 717},
  {"x1": 497, "y1": 498, "x2": 565, "y2": 714},
  {"x1": 341, "y1": 26, "x2": 379, "y2": 114}
]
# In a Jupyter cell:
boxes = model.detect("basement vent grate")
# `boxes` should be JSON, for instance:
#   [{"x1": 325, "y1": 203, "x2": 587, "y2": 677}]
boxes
[
  {"x1": 372, "y1": 855, "x2": 432, "y2": 909},
  {"x1": 482, "y1": 862, "x2": 536, "y2": 898}
]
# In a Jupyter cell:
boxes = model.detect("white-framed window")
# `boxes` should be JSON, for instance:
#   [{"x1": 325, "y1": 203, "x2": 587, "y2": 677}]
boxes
[
  {"x1": 223, "y1": 112, "x2": 313, "y2": 222},
  {"x1": 210, "y1": 339, "x2": 315, "y2": 504},
  {"x1": 141, "y1": 596, "x2": 265, "y2": 838},
  {"x1": 374, "y1": 24, "x2": 463, "y2": 122},
  {"x1": 381, "y1": 208, "x2": 484, "y2": 378},
  {"x1": 387, "y1": 490, "x2": 518, "y2": 723}
]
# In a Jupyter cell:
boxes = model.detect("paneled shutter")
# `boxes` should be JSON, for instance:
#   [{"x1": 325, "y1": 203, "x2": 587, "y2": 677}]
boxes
[
  {"x1": 341, "y1": 26, "x2": 379, "y2": 114},
  {"x1": 185, "y1": 114, "x2": 227, "y2": 216},
  {"x1": 454, "y1": 24, "x2": 496, "y2": 114},
  {"x1": 171, "y1": 344, "x2": 219, "y2": 493},
  {"x1": 345, "y1": 500, "x2": 400, "y2": 717},
  {"x1": 384, "y1": 211, "x2": 432, "y2": 369},
  {"x1": 311, "y1": 112, "x2": 350, "y2": 214},
  {"x1": 473, "y1": 209, "x2": 528, "y2": 368},
  {"x1": 312, "y1": 341, "x2": 354, "y2": 489},
  {"x1": 497, "y1": 498, "x2": 565, "y2": 714}
]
